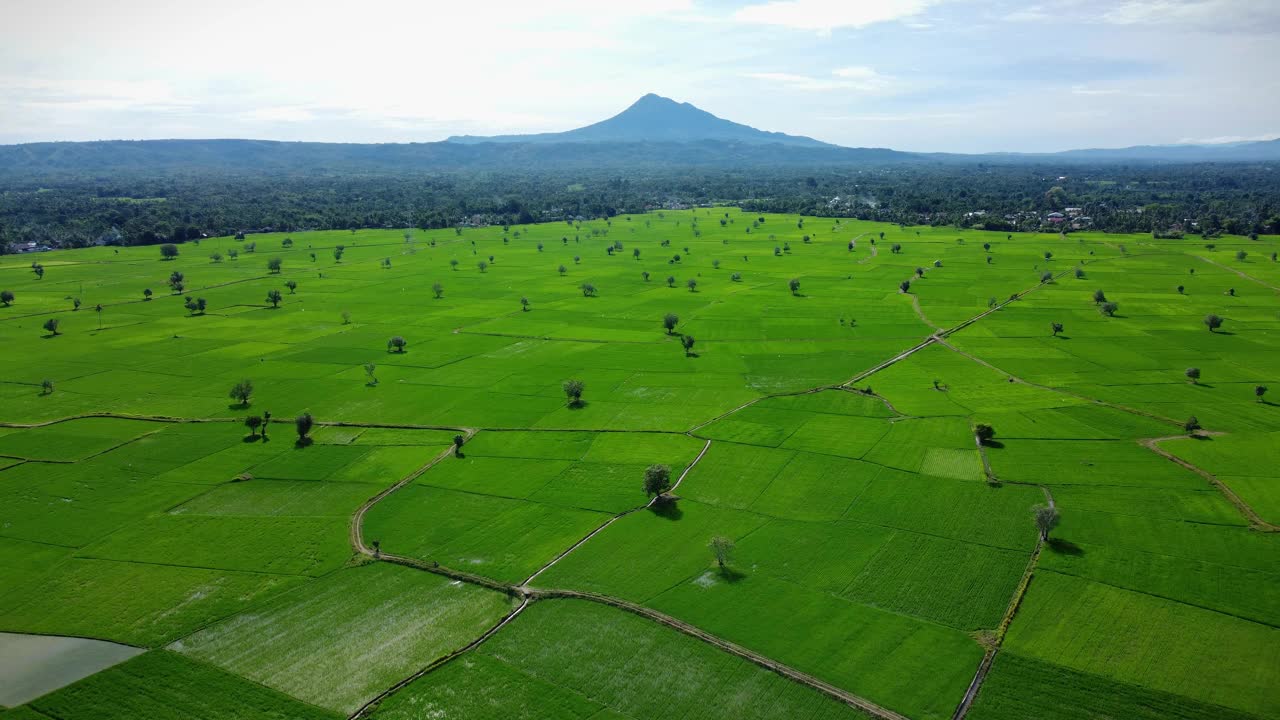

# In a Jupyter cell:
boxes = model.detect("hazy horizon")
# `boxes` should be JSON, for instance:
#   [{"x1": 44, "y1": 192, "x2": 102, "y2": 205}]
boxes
[{"x1": 3, "y1": 0, "x2": 1279, "y2": 153}]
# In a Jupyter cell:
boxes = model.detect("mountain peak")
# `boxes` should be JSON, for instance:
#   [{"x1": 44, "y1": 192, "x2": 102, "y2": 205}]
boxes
[{"x1": 446, "y1": 95, "x2": 833, "y2": 147}]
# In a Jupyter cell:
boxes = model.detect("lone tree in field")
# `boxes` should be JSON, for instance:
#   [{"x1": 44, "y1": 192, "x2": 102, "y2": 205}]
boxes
[
  {"x1": 1092, "y1": 289, "x2": 1107, "y2": 305},
  {"x1": 1032, "y1": 504, "x2": 1060, "y2": 542},
  {"x1": 1236, "y1": 250, "x2": 1248, "y2": 262},
  {"x1": 160, "y1": 243, "x2": 179, "y2": 260},
  {"x1": 681, "y1": 334, "x2": 696, "y2": 356},
  {"x1": 478, "y1": 260, "x2": 488, "y2": 273},
  {"x1": 558, "y1": 264, "x2": 568, "y2": 276},
  {"x1": 364, "y1": 362, "x2": 377, "y2": 386},
  {"x1": 267, "y1": 257, "x2": 282, "y2": 273},
  {"x1": 42, "y1": 318, "x2": 60, "y2": 336},
  {"x1": 1184, "y1": 415, "x2": 1201, "y2": 433},
  {"x1": 899, "y1": 279, "x2": 911, "y2": 294},
  {"x1": 168, "y1": 271, "x2": 185, "y2": 293},
  {"x1": 32, "y1": 264, "x2": 45, "y2": 279},
  {"x1": 1099, "y1": 301, "x2": 1118, "y2": 317},
  {"x1": 449, "y1": 258, "x2": 459, "y2": 271},
  {"x1": 563, "y1": 379, "x2": 585, "y2": 407},
  {"x1": 643, "y1": 464, "x2": 672, "y2": 500},
  {"x1": 245, "y1": 415, "x2": 264, "y2": 438},
  {"x1": 333, "y1": 246, "x2": 345, "y2": 262},
  {"x1": 580, "y1": 282, "x2": 597, "y2": 297},
  {"x1": 915, "y1": 267, "x2": 926, "y2": 278},
  {"x1": 663, "y1": 313, "x2": 679, "y2": 335},
  {"x1": 295, "y1": 413, "x2": 314, "y2": 446},
  {"x1": 1186, "y1": 367, "x2": 1201, "y2": 384},
  {"x1": 286, "y1": 280, "x2": 297, "y2": 294},
  {"x1": 266, "y1": 289, "x2": 283, "y2": 308},
  {"x1": 432, "y1": 282, "x2": 444, "y2": 299},
  {"x1": 387, "y1": 336, "x2": 407, "y2": 353},
  {"x1": 642, "y1": 271, "x2": 651, "y2": 282},
  {"x1": 41, "y1": 379, "x2": 54, "y2": 395},
  {"x1": 666, "y1": 275, "x2": 677, "y2": 288},
  {"x1": 891, "y1": 243, "x2": 902, "y2": 254},
  {"x1": 975, "y1": 423, "x2": 996, "y2": 444},
  {"x1": 709, "y1": 536, "x2": 735, "y2": 569},
  {"x1": 1204, "y1": 314, "x2": 1223, "y2": 332},
  {"x1": 520, "y1": 296, "x2": 530, "y2": 312},
  {"x1": 1177, "y1": 285, "x2": 1184, "y2": 294},
  {"x1": 143, "y1": 288, "x2": 153, "y2": 301},
  {"x1": 453, "y1": 434, "x2": 466, "y2": 456},
  {"x1": 229, "y1": 379, "x2": 253, "y2": 406},
  {"x1": 789, "y1": 278, "x2": 802, "y2": 295},
  {"x1": 686, "y1": 278, "x2": 698, "y2": 292},
  {"x1": 1255, "y1": 385, "x2": 1268, "y2": 402},
  {"x1": 211, "y1": 252, "x2": 223, "y2": 263},
  {"x1": 1051, "y1": 322, "x2": 1064, "y2": 337},
  {"x1": 1074, "y1": 267, "x2": 1085, "y2": 279},
  {"x1": 1, "y1": 290, "x2": 13, "y2": 306},
  {"x1": 1040, "y1": 271, "x2": 1053, "y2": 284}
]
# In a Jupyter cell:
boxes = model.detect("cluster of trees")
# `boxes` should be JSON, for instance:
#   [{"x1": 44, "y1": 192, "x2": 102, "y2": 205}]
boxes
[{"x1": 4, "y1": 161, "x2": 1280, "y2": 251}]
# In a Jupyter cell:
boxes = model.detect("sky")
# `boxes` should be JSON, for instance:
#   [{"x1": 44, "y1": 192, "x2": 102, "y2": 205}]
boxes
[{"x1": 1, "y1": 0, "x2": 1278, "y2": 152}]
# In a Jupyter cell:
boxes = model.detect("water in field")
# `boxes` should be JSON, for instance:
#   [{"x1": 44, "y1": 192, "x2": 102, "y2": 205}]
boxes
[{"x1": 0, "y1": 632, "x2": 144, "y2": 706}]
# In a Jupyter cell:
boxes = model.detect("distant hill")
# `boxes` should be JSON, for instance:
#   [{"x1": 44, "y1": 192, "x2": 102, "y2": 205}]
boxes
[{"x1": 446, "y1": 93, "x2": 834, "y2": 148}]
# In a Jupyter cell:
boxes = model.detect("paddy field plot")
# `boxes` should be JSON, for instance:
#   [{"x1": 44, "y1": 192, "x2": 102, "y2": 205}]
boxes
[{"x1": 0, "y1": 211, "x2": 1277, "y2": 720}]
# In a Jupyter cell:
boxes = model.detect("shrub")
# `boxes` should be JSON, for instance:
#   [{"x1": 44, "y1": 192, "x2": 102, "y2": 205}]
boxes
[{"x1": 387, "y1": 336, "x2": 407, "y2": 353}]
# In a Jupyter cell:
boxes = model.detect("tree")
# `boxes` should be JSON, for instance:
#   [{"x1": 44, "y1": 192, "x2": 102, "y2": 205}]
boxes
[
  {"x1": 73, "y1": 298, "x2": 81, "y2": 311},
  {"x1": 983, "y1": 242, "x2": 991, "y2": 252},
  {"x1": 731, "y1": 272, "x2": 742, "y2": 282},
  {"x1": 1092, "y1": 289, "x2": 1107, "y2": 304},
  {"x1": 228, "y1": 249, "x2": 239, "y2": 260},
  {"x1": 40, "y1": 379, "x2": 54, "y2": 395},
  {"x1": 342, "y1": 310, "x2": 352, "y2": 324},
  {"x1": 558, "y1": 264, "x2": 568, "y2": 276},
  {"x1": 643, "y1": 464, "x2": 672, "y2": 499},
  {"x1": 1040, "y1": 271, "x2": 1053, "y2": 284},
  {"x1": 160, "y1": 243, "x2": 179, "y2": 260},
  {"x1": 266, "y1": 289, "x2": 282, "y2": 308},
  {"x1": 1074, "y1": 267, "x2": 1084, "y2": 279},
  {"x1": 387, "y1": 336, "x2": 407, "y2": 353},
  {"x1": 521, "y1": 296, "x2": 530, "y2": 312},
  {"x1": 478, "y1": 260, "x2": 488, "y2": 273},
  {"x1": 686, "y1": 278, "x2": 698, "y2": 292},
  {"x1": 245, "y1": 415, "x2": 263, "y2": 437},
  {"x1": 453, "y1": 434, "x2": 465, "y2": 454},
  {"x1": 334, "y1": 245, "x2": 346, "y2": 262},
  {"x1": 1051, "y1": 322, "x2": 1064, "y2": 336},
  {"x1": 210, "y1": 252, "x2": 223, "y2": 263},
  {"x1": 563, "y1": 378, "x2": 585, "y2": 407},
  {"x1": 1043, "y1": 251, "x2": 1053, "y2": 261},
  {"x1": 1032, "y1": 504, "x2": 1060, "y2": 542},
  {"x1": 580, "y1": 282, "x2": 597, "y2": 297},
  {"x1": 1099, "y1": 301, "x2": 1118, "y2": 317},
  {"x1": 788, "y1": 278, "x2": 801, "y2": 295},
  {"x1": 975, "y1": 423, "x2": 996, "y2": 444},
  {"x1": 295, "y1": 413, "x2": 314, "y2": 445},
  {"x1": 663, "y1": 313, "x2": 679, "y2": 335},
  {"x1": 891, "y1": 243, "x2": 902, "y2": 254},
  {"x1": 1185, "y1": 367, "x2": 1201, "y2": 384},
  {"x1": 1255, "y1": 385, "x2": 1268, "y2": 403},
  {"x1": 633, "y1": 248, "x2": 641, "y2": 260},
  {"x1": 229, "y1": 379, "x2": 253, "y2": 406},
  {"x1": 450, "y1": 258, "x2": 459, "y2": 271},
  {"x1": 432, "y1": 282, "x2": 444, "y2": 299},
  {"x1": 143, "y1": 288, "x2": 153, "y2": 301},
  {"x1": 681, "y1": 334, "x2": 696, "y2": 356},
  {"x1": 42, "y1": 318, "x2": 59, "y2": 336},
  {"x1": 0, "y1": 290, "x2": 12, "y2": 306},
  {"x1": 666, "y1": 275, "x2": 676, "y2": 287},
  {"x1": 899, "y1": 280, "x2": 911, "y2": 293},
  {"x1": 1236, "y1": 250, "x2": 1248, "y2": 261},
  {"x1": 168, "y1": 271, "x2": 185, "y2": 293},
  {"x1": 1204, "y1": 313, "x2": 1223, "y2": 332},
  {"x1": 642, "y1": 271, "x2": 651, "y2": 282},
  {"x1": 1176, "y1": 285, "x2": 1184, "y2": 294},
  {"x1": 267, "y1": 257, "x2": 282, "y2": 273},
  {"x1": 364, "y1": 362, "x2": 377, "y2": 386},
  {"x1": 1184, "y1": 415, "x2": 1201, "y2": 433},
  {"x1": 285, "y1": 280, "x2": 297, "y2": 294},
  {"x1": 709, "y1": 536, "x2": 735, "y2": 569},
  {"x1": 32, "y1": 264, "x2": 44, "y2": 279}
]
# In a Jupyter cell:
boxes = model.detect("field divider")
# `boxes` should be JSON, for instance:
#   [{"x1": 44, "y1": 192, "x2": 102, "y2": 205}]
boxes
[
  {"x1": 531, "y1": 588, "x2": 911, "y2": 720},
  {"x1": 1140, "y1": 435, "x2": 1278, "y2": 532},
  {"x1": 519, "y1": 438, "x2": 712, "y2": 589}
]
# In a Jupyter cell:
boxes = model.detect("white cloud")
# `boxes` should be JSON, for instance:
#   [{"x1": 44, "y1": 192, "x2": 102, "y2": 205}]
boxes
[
  {"x1": 1176, "y1": 132, "x2": 1280, "y2": 144},
  {"x1": 745, "y1": 66, "x2": 894, "y2": 92},
  {"x1": 733, "y1": 0, "x2": 939, "y2": 33}
]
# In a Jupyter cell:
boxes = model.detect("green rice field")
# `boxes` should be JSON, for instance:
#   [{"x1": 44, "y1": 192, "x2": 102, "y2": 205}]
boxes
[{"x1": 1, "y1": 209, "x2": 1276, "y2": 719}]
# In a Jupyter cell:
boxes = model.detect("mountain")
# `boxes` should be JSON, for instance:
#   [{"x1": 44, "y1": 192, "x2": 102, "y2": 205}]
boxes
[{"x1": 446, "y1": 93, "x2": 834, "y2": 148}]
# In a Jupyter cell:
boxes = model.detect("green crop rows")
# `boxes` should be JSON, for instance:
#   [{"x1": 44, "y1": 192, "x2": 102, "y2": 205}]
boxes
[{"x1": 0, "y1": 210, "x2": 1275, "y2": 719}]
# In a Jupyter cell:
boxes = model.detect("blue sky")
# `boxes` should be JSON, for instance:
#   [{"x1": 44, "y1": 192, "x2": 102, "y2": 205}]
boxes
[{"x1": 1, "y1": 0, "x2": 1277, "y2": 151}]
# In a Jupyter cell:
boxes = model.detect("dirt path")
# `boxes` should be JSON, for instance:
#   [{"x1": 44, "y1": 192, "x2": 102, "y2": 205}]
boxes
[
  {"x1": 520, "y1": 439, "x2": 712, "y2": 589},
  {"x1": 1195, "y1": 255, "x2": 1280, "y2": 293},
  {"x1": 1140, "y1": 434, "x2": 1277, "y2": 532}
]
